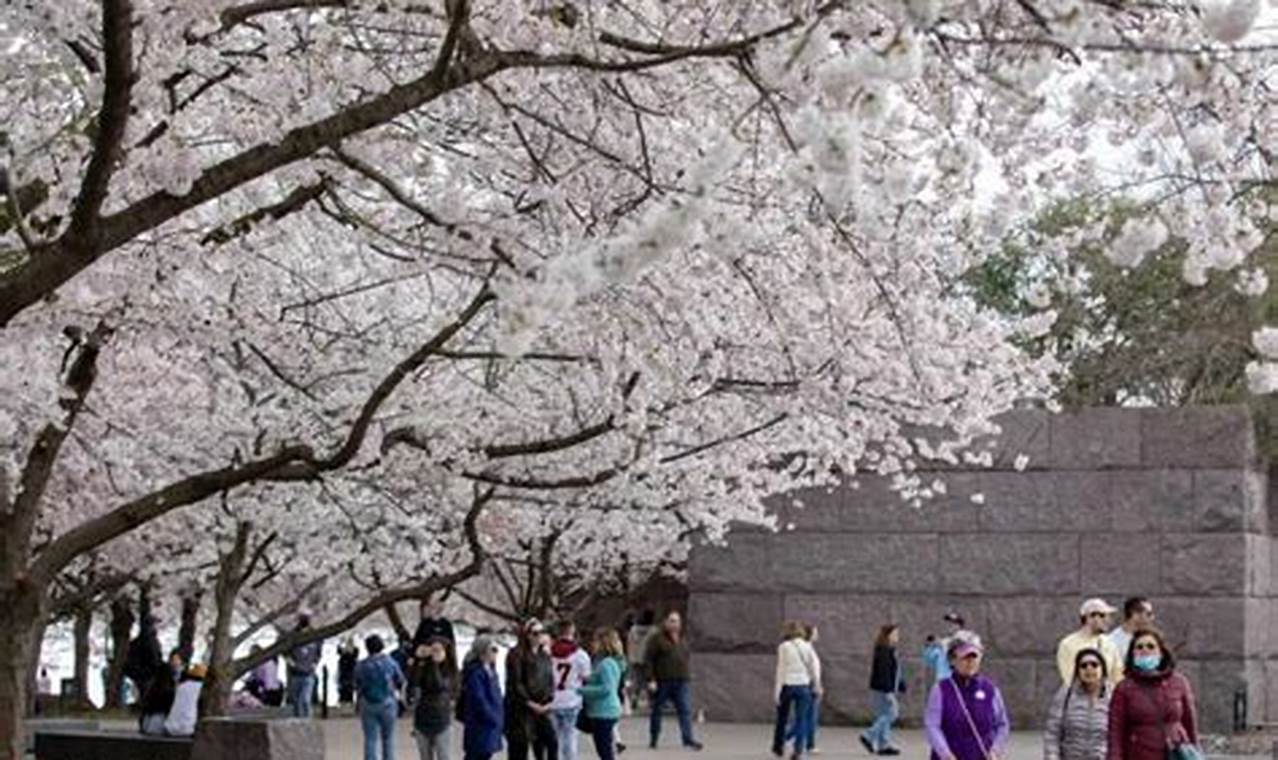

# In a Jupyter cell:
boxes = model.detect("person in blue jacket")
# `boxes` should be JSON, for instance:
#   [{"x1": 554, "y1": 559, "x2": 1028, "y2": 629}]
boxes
[
  {"x1": 461, "y1": 634, "x2": 505, "y2": 760},
  {"x1": 579, "y1": 628, "x2": 627, "y2": 760}
]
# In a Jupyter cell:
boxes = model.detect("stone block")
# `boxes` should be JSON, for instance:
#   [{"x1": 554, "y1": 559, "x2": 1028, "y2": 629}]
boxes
[
  {"x1": 1109, "y1": 470, "x2": 1196, "y2": 533},
  {"x1": 887, "y1": 597, "x2": 990, "y2": 650},
  {"x1": 771, "y1": 533, "x2": 939, "y2": 594},
  {"x1": 689, "y1": 653, "x2": 774, "y2": 723},
  {"x1": 939, "y1": 534, "x2": 1079, "y2": 594},
  {"x1": 767, "y1": 485, "x2": 844, "y2": 532},
  {"x1": 978, "y1": 657, "x2": 1040, "y2": 728},
  {"x1": 1245, "y1": 598, "x2": 1278, "y2": 658},
  {"x1": 1247, "y1": 534, "x2": 1272, "y2": 597},
  {"x1": 783, "y1": 595, "x2": 890, "y2": 659},
  {"x1": 1264, "y1": 660, "x2": 1278, "y2": 723},
  {"x1": 842, "y1": 473, "x2": 983, "y2": 533},
  {"x1": 34, "y1": 730, "x2": 192, "y2": 760},
  {"x1": 1152, "y1": 597, "x2": 1246, "y2": 658},
  {"x1": 1049, "y1": 408, "x2": 1143, "y2": 470},
  {"x1": 968, "y1": 410, "x2": 1052, "y2": 471},
  {"x1": 975, "y1": 471, "x2": 1061, "y2": 531},
  {"x1": 1140, "y1": 406, "x2": 1255, "y2": 470},
  {"x1": 985, "y1": 598, "x2": 1079, "y2": 657},
  {"x1": 1162, "y1": 534, "x2": 1246, "y2": 596},
  {"x1": 1195, "y1": 660, "x2": 1248, "y2": 733},
  {"x1": 1080, "y1": 534, "x2": 1161, "y2": 596},
  {"x1": 688, "y1": 533, "x2": 772, "y2": 592},
  {"x1": 816, "y1": 653, "x2": 874, "y2": 723},
  {"x1": 1194, "y1": 470, "x2": 1267, "y2": 534},
  {"x1": 192, "y1": 718, "x2": 323, "y2": 760},
  {"x1": 688, "y1": 593, "x2": 783, "y2": 654}
]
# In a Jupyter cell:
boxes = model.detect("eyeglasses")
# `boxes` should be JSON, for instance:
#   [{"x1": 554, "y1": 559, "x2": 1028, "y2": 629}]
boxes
[{"x1": 1078, "y1": 661, "x2": 1102, "y2": 670}]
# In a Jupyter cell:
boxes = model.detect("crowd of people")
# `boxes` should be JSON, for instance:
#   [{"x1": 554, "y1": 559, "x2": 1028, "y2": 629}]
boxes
[
  {"x1": 110, "y1": 591, "x2": 1201, "y2": 760},
  {"x1": 765, "y1": 595, "x2": 1195, "y2": 760}
]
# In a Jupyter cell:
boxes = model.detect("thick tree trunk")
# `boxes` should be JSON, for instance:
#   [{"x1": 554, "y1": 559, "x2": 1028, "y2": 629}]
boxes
[
  {"x1": 104, "y1": 596, "x2": 133, "y2": 710},
  {"x1": 71, "y1": 606, "x2": 92, "y2": 709},
  {"x1": 177, "y1": 593, "x2": 201, "y2": 664},
  {"x1": 201, "y1": 522, "x2": 250, "y2": 718},
  {"x1": 0, "y1": 588, "x2": 45, "y2": 760}
]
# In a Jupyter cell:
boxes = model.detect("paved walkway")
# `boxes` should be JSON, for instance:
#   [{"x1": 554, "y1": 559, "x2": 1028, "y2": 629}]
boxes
[
  {"x1": 321, "y1": 717, "x2": 1045, "y2": 759},
  {"x1": 321, "y1": 717, "x2": 1268, "y2": 759}
]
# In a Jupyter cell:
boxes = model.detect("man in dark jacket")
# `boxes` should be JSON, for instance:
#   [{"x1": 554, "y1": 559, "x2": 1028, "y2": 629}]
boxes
[
  {"x1": 412, "y1": 595, "x2": 455, "y2": 649},
  {"x1": 123, "y1": 614, "x2": 164, "y2": 700},
  {"x1": 505, "y1": 619, "x2": 557, "y2": 760},
  {"x1": 644, "y1": 611, "x2": 703, "y2": 751}
]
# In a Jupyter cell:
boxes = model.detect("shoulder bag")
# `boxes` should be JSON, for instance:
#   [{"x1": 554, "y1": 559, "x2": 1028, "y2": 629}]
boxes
[{"x1": 947, "y1": 679, "x2": 992, "y2": 760}]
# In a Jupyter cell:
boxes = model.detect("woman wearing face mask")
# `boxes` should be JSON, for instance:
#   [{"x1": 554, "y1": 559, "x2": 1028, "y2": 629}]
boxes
[
  {"x1": 924, "y1": 640, "x2": 1010, "y2": 760},
  {"x1": 1043, "y1": 648, "x2": 1110, "y2": 760},
  {"x1": 1107, "y1": 629, "x2": 1199, "y2": 760}
]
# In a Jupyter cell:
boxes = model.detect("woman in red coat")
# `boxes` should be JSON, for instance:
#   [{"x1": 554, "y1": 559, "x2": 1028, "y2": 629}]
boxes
[{"x1": 1106, "y1": 629, "x2": 1198, "y2": 760}]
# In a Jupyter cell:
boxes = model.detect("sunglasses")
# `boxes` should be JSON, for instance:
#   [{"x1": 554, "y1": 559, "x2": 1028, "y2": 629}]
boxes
[{"x1": 1078, "y1": 661, "x2": 1102, "y2": 670}]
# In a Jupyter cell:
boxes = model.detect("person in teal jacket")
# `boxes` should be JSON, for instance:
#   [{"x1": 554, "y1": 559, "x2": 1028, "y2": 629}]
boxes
[{"x1": 580, "y1": 628, "x2": 628, "y2": 760}]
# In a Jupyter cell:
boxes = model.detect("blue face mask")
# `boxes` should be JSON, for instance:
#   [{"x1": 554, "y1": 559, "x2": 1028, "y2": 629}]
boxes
[{"x1": 1133, "y1": 654, "x2": 1161, "y2": 672}]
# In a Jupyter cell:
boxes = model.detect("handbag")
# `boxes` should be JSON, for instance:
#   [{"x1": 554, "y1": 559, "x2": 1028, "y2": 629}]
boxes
[
  {"x1": 947, "y1": 679, "x2": 992, "y2": 760},
  {"x1": 576, "y1": 710, "x2": 595, "y2": 733},
  {"x1": 1136, "y1": 680, "x2": 1204, "y2": 760}
]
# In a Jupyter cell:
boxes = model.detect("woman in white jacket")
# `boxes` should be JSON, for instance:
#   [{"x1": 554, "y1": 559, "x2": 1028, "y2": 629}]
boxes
[
  {"x1": 164, "y1": 663, "x2": 206, "y2": 737},
  {"x1": 771, "y1": 621, "x2": 821, "y2": 760}
]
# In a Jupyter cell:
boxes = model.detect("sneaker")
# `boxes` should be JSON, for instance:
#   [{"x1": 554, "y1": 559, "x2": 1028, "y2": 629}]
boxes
[
  {"x1": 858, "y1": 735, "x2": 875, "y2": 755},
  {"x1": 617, "y1": 743, "x2": 627, "y2": 755},
  {"x1": 684, "y1": 741, "x2": 704, "y2": 751},
  {"x1": 809, "y1": 749, "x2": 821, "y2": 755},
  {"x1": 877, "y1": 748, "x2": 901, "y2": 756}
]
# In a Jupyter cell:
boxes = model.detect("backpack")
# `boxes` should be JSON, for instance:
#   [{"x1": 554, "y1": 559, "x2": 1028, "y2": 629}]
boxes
[{"x1": 359, "y1": 659, "x2": 394, "y2": 704}]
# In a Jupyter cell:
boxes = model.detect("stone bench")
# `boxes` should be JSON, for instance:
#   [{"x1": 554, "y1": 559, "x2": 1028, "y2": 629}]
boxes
[
  {"x1": 22, "y1": 719, "x2": 99, "y2": 754},
  {"x1": 34, "y1": 717, "x2": 322, "y2": 760},
  {"x1": 33, "y1": 729, "x2": 192, "y2": 760}
]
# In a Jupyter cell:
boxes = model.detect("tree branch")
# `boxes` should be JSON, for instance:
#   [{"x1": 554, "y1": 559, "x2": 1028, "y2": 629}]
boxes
[
  {"x1": 68, "y1": 0, "x2": 135, "y2": 242},
  {"x1": 227, "y1": 486, "x2": 491, "y2": 678}
]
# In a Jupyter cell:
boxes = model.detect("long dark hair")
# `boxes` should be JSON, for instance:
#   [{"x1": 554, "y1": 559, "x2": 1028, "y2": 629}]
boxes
[{"x1": 1124, "y1": 628, "x2": 1175, "y2": 675}]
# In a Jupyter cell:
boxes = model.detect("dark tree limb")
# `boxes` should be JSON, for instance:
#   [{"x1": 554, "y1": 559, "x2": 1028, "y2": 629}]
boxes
[{"x1": 68, "y1": 0, "x2": 135, "y2": 242}]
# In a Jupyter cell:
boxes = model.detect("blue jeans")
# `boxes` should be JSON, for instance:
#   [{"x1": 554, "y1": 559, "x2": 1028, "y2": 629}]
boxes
[
  {"x1": 772, "y1": 685, "x2": 813, "y2": 757},
  {"x1": 289, "y1": 673, "x2": 316, "y2": 718},
  {"x1": 551, "y1": 707, "x2": 580, "y2": 760},
  {"x1": 650, "y1": 680, "x2": 696, "y2": 747},
  {"x1": 863, "y1": 690, "x2": 899, "y2": 751},
  {"x1": 786, "y1": 694, "x2": 820, "y2": 750},
  {"x1": 360, "y1": 699, "x2": 398, "y2": 760}
]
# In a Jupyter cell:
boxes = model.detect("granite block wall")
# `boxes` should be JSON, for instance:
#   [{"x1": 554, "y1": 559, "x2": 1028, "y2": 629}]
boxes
[{"x1": 687, "y1": 406, "x2": 1274, "y2": 732}]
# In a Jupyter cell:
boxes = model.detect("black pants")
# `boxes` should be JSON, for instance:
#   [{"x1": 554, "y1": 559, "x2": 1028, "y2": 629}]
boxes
[
  {"x1": 508, "y1": 714, "x2": 557, "y2": 760},
  {"x1": 591, "y1": 718, "x2": 619, "y2": 760}
]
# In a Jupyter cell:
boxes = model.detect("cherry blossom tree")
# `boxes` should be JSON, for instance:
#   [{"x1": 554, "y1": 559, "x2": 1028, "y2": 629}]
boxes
[{"x1": 1, "y1": 0, "x2": 1275, "y2": 754}]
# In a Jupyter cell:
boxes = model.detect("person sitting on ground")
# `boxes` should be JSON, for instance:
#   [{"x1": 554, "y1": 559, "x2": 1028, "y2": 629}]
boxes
[
  {"x1": 1056, "y1": 599, "x2": 1122, "y2": 686},
  {"x1": 138, "y1": 664, "x2": 177, "y2": 735},
  {"x1": 163, "y1": 663, "x2": 206, "y2": 737},
  {"x1": 1043, "y1": 647, "x2": 1111, "y2": 760}
]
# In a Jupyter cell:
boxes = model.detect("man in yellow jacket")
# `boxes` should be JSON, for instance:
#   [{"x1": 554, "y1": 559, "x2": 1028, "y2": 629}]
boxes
[{"x1": 1055, "y1": 598, "x2": 1123, "y2": 685}]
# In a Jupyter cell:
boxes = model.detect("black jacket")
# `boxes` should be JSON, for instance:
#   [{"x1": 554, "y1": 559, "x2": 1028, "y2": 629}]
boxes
[
  {"x1": 869, "y1": 645, "x2": 904, "y2": 693},
  {"x1": 504, "y1": 645, "x2": 554, "y2": 741},
  {"x1": 414, "y1": 659, "x2": 455, "y2": 736}
]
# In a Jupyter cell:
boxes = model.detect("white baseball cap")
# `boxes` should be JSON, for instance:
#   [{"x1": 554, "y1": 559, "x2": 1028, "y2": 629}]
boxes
[{"x1": 1079, "y1": 598, "x2": 1117, "y2": 616}]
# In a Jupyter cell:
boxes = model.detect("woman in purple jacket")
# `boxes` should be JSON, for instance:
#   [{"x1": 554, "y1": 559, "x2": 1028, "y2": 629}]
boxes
[{"x1": 924, "y1": 639, "x2": 1010, "y2": 760}]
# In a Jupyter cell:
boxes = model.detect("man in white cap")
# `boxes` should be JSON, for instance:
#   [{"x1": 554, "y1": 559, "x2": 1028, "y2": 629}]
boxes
[{"x1": 1055, "y1": 598, "x2": 1123, "y2": 685}]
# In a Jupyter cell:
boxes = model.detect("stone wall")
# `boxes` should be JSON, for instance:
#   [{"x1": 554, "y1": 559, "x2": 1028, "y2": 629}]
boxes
[{"x1": 686, "y1": 406, "x2": 1278, "y2": 732}]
